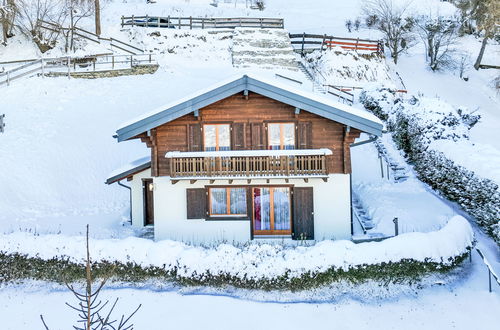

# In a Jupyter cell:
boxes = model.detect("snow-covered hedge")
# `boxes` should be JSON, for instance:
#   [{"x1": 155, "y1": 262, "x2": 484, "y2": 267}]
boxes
[
  {"x1": 360, "y1": 86, "x2": 500, "y2": 244},
  {"x1": 0, "y1": 216, "x2": 474, "y2": 289}
]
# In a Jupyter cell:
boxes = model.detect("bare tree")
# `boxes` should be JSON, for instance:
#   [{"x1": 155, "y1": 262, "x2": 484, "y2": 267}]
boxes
[
  {"x1": 94, "y1": 0, "x2": 100, "y2": 35},
  {"x1": 473, "y1": 0, "x2": 499, "y2": 69},
  {"x1": 454, "y1": 0, "x2": 481, "y2": 35},
  {"x1": 362, "y1": 0, "x2": 415, "y2": 64},
  {"x1": 40, "y1": 225, "x2": 141, "y2": 330},
  {"x1": 415, "y1": 15, "x2": 459, "y2": 71},
  {"x1": 16, "y1": 0, "x2": 67, "y2": 52},
  {"x1": 62, "y1": 0, "x2": 94, "y2": 52},
  {"x1": 457, "y1": 53, "x2": 471, "y2": 79},
  {"x1": 0, "y1": 0, "x2": 17, "y2": 45}
]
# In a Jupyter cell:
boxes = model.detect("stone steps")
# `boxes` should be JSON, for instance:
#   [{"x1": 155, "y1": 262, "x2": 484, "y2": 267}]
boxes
[{"x1": 231, "y1": 28, "x2": 298, "y2": 71}]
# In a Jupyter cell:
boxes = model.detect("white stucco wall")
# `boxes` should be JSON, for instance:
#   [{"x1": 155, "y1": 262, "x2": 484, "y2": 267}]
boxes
[
  {"x1": 130, "y1": 168, "x2": 152, "y2": 228},
  {"x1": 128, "y1": 173, "x2": 352, "y2": 244}
]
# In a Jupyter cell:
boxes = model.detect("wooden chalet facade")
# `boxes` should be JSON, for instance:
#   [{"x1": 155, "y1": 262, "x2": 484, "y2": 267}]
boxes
[{"x1": 106, "y1": 74, "x2": 382, "y2": 244}]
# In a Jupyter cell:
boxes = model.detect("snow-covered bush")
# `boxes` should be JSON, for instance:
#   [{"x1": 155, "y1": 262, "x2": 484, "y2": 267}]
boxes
[
  {"x1": 0, "y1": 216, "x2": 475, "y2": 289},
  {"x1": 360, "y1": 86, "x2": 499, "y2": 245},
  {"x1": 304, "y1": 49, "x2": 393, "y2": 87}
]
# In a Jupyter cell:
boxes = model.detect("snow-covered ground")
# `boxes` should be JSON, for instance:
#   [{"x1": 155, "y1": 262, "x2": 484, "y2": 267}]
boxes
[
  {"x1": 0, "y1": 0, "x2": 499, "y2": 329},
  {"x1": 0, "y1": 250, "x2": 498, "y2": 330},
  {"x1": 352, "y1": 134, "x2": 456, "y2": 235}
]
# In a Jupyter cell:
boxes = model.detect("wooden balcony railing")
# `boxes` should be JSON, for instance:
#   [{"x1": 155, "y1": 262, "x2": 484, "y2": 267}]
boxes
[{"x1": 165, "y1": 149, "x2": 332, "y2": 179}]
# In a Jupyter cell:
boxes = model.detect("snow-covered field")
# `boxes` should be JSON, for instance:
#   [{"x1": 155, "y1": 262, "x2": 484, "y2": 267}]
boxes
[{"x1": 0, "y1": 0, "x2": 499, "y2": 329}]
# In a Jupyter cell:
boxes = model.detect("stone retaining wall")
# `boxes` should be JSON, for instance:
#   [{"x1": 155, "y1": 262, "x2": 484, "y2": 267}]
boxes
[{"x1": 46, "y1": 64, "x2": 159, "y2": 79}]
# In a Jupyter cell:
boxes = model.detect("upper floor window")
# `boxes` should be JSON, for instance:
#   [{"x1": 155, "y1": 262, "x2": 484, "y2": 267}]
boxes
[
  {"x1": 268, "y1": 123, "x2": 295, "y2": 150},
  {"x1": 204, "y1": 124, "x2": 230, "y2": 151}
]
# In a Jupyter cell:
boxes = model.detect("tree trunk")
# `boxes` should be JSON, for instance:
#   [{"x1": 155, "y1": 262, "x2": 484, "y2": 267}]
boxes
[
  {"x1": 95, "y1": 0, "x2": 101, "y2": 36},
  {"x1": 1, "y1": 16, "x2": 8, "y2": 45},
  {"x1": 474, "y1": 36, "x2": 488, "y2": 70}
]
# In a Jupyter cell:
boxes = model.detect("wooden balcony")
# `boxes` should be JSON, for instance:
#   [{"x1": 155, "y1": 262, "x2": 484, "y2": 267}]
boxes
[{"x1": 165, "y1": 149, "x2": 332, "y2": 179}]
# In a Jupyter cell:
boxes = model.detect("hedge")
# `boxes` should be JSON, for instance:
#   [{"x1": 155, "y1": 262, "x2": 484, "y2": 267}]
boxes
[
  {"x1": 360, "y1": 87, "x2": 500, "y2": 245},
  {"x1": 0, "y1": 251, "x2": 469, "y2": 291}
]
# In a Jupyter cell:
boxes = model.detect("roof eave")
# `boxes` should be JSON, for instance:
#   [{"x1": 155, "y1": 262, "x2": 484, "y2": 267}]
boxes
[
  {"x1": 116, "y1": 76, "x2": 248, "y2": 142},
  {"x1": 115, "y1": 74, "x2": 383, "y2": 141},
  {"x1": 246, "y1": 77, "x2": 383, "y2": 136},
  {"x1": 105, "y1": 161, "x2": 152, "y2": 185}
]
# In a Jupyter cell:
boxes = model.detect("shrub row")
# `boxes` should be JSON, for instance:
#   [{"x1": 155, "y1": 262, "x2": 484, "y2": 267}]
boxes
[
  {"x1": 360, "y1": 87, "x2": 500, "y2": 244},
  {"x1": 0, "y1": 252, "x2": 469, "y2": 291}
]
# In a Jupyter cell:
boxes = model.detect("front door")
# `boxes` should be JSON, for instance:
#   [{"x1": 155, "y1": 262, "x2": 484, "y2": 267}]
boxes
[
  {"x1": 143, "y1": 179, "x2": 154, "y2": 226},
  {"x1": 252, "y1": 187, "x2": 291, "y2": 235}
]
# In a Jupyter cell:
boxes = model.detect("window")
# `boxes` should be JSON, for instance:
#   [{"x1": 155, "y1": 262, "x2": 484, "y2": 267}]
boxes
[
  {"x1": 204, "y1": 124, "x2": 230, "y2": 151},
  {"x1": 253, "y1": 187, "x2": 291, "y2": 235},
  {"x1": 268, "y1": 123, "x2": 295, "y2": 150},
  {"x1": 209, "y1": 187, "x2": 247, "y2": 217}
]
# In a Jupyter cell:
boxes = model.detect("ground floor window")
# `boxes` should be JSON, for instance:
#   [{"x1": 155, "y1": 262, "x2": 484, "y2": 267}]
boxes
[
  {"x1": 252, "y1": 187, "x2": 291, "y2": 235},
  {"x1": 209, "y1": 187, "x2": 247, "y2": 217}
]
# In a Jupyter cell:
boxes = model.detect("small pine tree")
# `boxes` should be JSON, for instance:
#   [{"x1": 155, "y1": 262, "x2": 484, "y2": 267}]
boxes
[{"x1": 40, "y1": 225, "x2": 141, "y2": 330}]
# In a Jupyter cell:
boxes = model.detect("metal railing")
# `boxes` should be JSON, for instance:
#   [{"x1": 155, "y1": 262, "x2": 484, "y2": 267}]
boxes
[
  {"x1": 474, "y1": 248, "x2": 500, "y2": 293},
  {"x1": 323, "y1": 84, "x2": 355, "y2": 105},
  {"x1": 0, "y1": 54, "x2": 157, "y2": 86},
  {"x1": 166, "y1": 150, "x2": 329, "y2": 178},
  {"x1": 37, "y1": 19, "x2": 144, "y2": 55},
  {"x1": 290, "y1": 33, "x2": 384, "y2": 56},
  {"x1": 0, "y1": 114, "x2": 5, "y2": 133},
  {"x1": 121, "y1": 15, "x2": 284, "y2": 29}
]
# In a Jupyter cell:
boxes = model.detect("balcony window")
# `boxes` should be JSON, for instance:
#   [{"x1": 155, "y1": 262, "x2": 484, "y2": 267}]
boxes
[
  {"x1": 268, "y1": 123, "x2": 295, "y2": 150},
  {"x1": 209, "y1": 187, "x2": 247, "y2": 217},
  {"x1": 204, "y1": 124, "x2": 230, "y2": 151}
]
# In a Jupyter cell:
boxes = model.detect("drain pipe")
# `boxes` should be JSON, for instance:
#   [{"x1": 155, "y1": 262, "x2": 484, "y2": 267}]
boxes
[{"x1": 117, "y1": 180, "x2": 132, "y2": 225}]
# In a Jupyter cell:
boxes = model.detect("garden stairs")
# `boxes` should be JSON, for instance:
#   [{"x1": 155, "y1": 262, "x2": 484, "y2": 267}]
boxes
[{"x1": 231, "y1": 28, "x2": 298, "y2": 71}]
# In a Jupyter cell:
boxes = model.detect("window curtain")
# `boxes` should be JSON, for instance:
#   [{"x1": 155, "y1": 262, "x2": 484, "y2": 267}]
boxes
[
  {"x1": 218, "y1": 125, "x2": 231, "y2": 151},
  {"x1": 273, "y1": 188, "x2": 290, "y2": 230},
  {"x1": 210, "y1": 188, "x2": 227, "y2": 214},
  {"x1": 282, "y1": 123, "x2": 295, "y2": 150},
  {"x1": 204, "y1": 125, "x2": 217, "y2": 151},
  {"x1": 230, "y1": 188, "x2": 247, "y2": 215},
  {"x1": 253, "y1": 188, "x2": 270, "y2": 230}
]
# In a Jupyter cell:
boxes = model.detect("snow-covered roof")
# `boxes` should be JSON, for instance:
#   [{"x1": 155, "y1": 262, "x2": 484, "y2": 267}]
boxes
[
  {"x1": 105, "y1": 156, "x2": 151, "y2": 184},
  {"x1": 115, "y1": 73, "x2": 383, "y2": 142}
]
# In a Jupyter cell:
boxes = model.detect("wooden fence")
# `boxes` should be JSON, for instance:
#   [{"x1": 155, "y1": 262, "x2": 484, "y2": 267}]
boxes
[
  {"x1": 290, "y1": 33, "x2": 384, "y2": 56},
  {"x1": 121, "y1": 15, "x2": 284, "y2": 29}
]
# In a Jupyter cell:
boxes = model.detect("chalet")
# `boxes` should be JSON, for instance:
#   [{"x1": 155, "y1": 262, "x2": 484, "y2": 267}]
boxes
[{"x1": 106, "y1": 74, "x2": 383, "y2": 244}]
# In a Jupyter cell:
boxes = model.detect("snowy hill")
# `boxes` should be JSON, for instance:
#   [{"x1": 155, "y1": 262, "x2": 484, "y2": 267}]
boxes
[{"x1": 0, "y1": 1, "x2": 499, "y2": 329}]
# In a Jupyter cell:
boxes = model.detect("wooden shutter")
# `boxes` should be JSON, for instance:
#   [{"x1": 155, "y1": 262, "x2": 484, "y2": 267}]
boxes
[
  {"x1": 187, "y1": 123, "x2": 202, "y2": 151},
  {"x1": 292, "y1": 187, "x2": 314, "y2": 240},
  {"x1": 251, "y1": 123, "x2": 266, "y2": 150},
  {"x1": 232, "y1": 122, "x2": 246, "y2": 150},
  {"x1": 186, "y1": 188, "x2": 207, "y2": 219},
  {"x1": 297, "y1": 122, "x2": 312, "y2": 149}
]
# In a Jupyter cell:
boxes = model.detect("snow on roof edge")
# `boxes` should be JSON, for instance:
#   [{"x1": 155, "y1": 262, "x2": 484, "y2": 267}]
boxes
[
  {"x1": 116, "y1": 72, "x2": 383, "y2": 140},
  {"x1": 106, "y1": 156, "x2": 151, "y2": 184}
]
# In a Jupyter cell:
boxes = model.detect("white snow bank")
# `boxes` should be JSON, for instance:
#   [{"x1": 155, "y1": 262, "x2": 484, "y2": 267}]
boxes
[
  {"x1": 0, "y1": 216, "x2": 474, "y2": 280},
  {"x1": 430, "y1": 139, "x2": 500, "y2": 186},
  {"x1": 305, "y1": 49, "x2": 394, "y2": 88}
]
